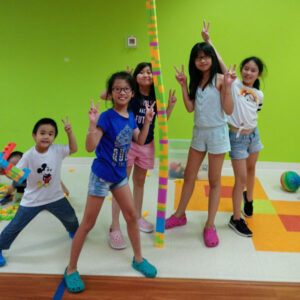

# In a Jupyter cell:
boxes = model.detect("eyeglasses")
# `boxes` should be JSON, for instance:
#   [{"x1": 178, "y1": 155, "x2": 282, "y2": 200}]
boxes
[
  {"x1": 112, "y1": 87, "x2": 132, "y2": 94},
  {"x1": 195, "y1": 55, "x2": 210, "y2": 61}
]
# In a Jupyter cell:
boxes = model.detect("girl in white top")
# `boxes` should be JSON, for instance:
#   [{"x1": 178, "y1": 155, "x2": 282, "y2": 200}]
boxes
[{"x1": 202, "y1": 21, "x2": 266, "y2": 237}]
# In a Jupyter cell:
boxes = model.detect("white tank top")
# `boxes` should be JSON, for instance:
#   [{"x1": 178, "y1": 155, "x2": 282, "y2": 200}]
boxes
[{"x1": 194, "y1": 75, "x2": 227, "y2": 128}]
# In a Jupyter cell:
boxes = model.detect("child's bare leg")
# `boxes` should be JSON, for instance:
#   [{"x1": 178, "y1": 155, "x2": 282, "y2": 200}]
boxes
[
  {"x1": 132, "y1": 165, "x2": 147, "y2": 218},
  {"x1": 175, "y1": 147, "x2": 206, "y2": 218},
  {"x1": 231, "y1": 159, "x2": 247, "y2": 219},
  {"x1": 205, "y1": 153, "x2": 225, "y2": 228},
  {"x1": 111, "y1": 197, "x2": 121, "y2": 230},
  {"x1": 111, "y1": 166, "x2": 132, "y2": 231},
  {"x1": 113, "y1": 184, "x2": 142, "y2": 262},
  {"x1": 246, "y1": 152, "x2": 259, "y2": 201},
  {"x1": 67, "y1": 195, "x2": 104, "y2": 274}
]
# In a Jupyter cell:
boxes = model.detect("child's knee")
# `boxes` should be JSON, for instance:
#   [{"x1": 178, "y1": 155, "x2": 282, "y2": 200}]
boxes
[{"x1": 124, "y1": 210, "x2": 137, "y2": 224}]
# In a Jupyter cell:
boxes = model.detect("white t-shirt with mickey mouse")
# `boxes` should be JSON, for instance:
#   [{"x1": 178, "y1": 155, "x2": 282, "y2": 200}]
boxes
[
  {"x1": 228, "y1": 78, "x2": 264, "y2": 130},
  {"x1": 16, "y1": 144, "x2": 69, "y2": 207}
]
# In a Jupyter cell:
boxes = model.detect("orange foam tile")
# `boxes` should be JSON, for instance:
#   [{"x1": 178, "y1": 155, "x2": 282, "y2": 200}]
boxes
[
  {"x1": 271, "y1": 200, "x2": 300, "y2": 215},
  {"x1": 174, "y1": 176, "x2": 267, "y2": 212},
  {"x1": 249, "y1": 214, "x2": 300, "y2": 253},
  {"x1": 278, "y1": 215, "x2": 300, "y2": 232}
]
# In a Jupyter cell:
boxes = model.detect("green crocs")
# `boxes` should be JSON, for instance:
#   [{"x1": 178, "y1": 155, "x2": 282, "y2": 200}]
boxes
[
  {"x1": 132, "y1": 257, "x2": 157, "y2": 278},
  {"x1": 64, "y1": 268, "x2": 85, "y2": 293}
]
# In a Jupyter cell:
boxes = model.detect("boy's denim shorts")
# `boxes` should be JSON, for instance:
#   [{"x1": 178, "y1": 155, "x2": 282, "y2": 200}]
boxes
[
  {"x1": 229, "y1": 127, "x2": 263, "y2": 159},
  {"x1": 191, "y1": 124, "x2": 230, "y2": 154},
  {"x1": 88, "y1": 171, "x2": 128, "y2": 197}
]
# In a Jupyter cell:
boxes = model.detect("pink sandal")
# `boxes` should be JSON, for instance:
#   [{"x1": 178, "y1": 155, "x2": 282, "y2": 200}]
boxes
[
  {"x1": 165, "y1": 214, "x2": 187, "y2": 229},
  {"x1": 108, "y1": 228, "x2": 127, "y2": 250},
  {"x1": 203, "y1": 228, "x2": 219, "y2": 247}
]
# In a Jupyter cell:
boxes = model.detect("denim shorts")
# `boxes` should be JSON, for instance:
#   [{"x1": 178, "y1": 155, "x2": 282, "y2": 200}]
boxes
[
  {"x1": 191, "y1": 124, "x2": 231, "y2": 154},
  {"x1": 229, "y1": 127, "x2": 263, "y2": 159},
  {"x1": 87, "y1": 171, "x2": 128, "y2": 197}
]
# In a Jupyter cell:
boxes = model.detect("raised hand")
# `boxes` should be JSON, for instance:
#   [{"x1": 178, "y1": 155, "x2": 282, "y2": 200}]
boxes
[
  {"x1": 62, "y1": 116, "x2": 72, "y2": 134},
  {"x1": 224, "y1": 64, "x2": 237, "y2": 86},
  {"x1": 201, "y1": 20, "x2": 210, "y2": 42},
  {"x1": 126, "y1": 65, "x2": 134, "y2": 75},
  {"x1": 174, "y1": 65, "x2": 187, "y2": 87},
  {"x1": 88, "y1": 99, "x2": 100, "y2": 124},
  {"x1": 168, "y1": 89, "x2": 177, "y2": 108},
  {"x1": 144, "y1": 101, "x2": 156, "y2": 123}
]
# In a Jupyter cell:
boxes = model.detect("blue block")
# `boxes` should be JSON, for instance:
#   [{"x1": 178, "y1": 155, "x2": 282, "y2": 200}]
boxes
[{"x1": 156, "y1": 217, "x2": 165, "y2": 233}]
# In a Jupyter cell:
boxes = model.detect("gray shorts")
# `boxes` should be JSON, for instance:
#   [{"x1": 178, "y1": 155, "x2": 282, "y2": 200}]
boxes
[
  {"x1": 191, "y1": 124, "x2": 230, "y2": 154},
  {"x1": 87, "y1": 171, "x2": 128, "y2": 197},
  {"x1": 229, "y1": 127, "x2": 263, "y2": 159}
]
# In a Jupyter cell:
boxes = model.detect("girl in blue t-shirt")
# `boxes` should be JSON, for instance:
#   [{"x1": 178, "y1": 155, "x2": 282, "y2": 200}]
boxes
[
  {"x1": 101, "y1": 62, "x2": 176, "y2": 250},
  {"x1": 64, "y1": 72, "x2": 157, "y2": 293}
]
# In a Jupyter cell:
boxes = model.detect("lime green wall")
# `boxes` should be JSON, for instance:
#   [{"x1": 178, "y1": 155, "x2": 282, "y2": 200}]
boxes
[{"x1": 1, "y1": 0, "x2": 299, "y2": 162}]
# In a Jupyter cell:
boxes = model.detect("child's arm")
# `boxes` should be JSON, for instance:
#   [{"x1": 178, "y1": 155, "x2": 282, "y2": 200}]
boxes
[
  {"x1": 86, "y1": 100, "x2": 104, "y2": 152},
  {"x1": 132, "y1": 102, "x2": 156, "y2": 145},
  {"x1": 62, "y1": 117, "x2": 78, "y2": 155},
  {"x1": 166, "y1": 89, "x2": 177, "y2": 120},
  {"x1": 100, "y1": 89, "x2": 112, "y2": 100},
  {"x1": 220, "y1": 65, "x2": 236, "y2": 115},
  {"x1": 174, "y1": 65, "x2": 194, "y2": 112},
  {"x1": 202, "y1": 21, "x2": 227, "y2": 75}
]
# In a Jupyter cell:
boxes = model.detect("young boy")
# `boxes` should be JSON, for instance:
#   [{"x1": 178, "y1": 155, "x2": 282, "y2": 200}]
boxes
[
  {"x1": 0, "y1": 117, "x2": 79, "y2": 266},
  {"x1": 1, "y1": 151, "x2": 70, "y2": 204}
]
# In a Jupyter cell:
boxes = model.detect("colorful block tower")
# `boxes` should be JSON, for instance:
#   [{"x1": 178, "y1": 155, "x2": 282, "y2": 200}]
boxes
[{"x1": 146, "y1": 0, "x2": 168, "y2": 247}]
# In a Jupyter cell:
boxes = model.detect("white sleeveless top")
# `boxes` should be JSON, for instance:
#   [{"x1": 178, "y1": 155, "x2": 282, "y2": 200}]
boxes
[{"x1": 194, "y1": 75, "x2": 227, "y2": 128}]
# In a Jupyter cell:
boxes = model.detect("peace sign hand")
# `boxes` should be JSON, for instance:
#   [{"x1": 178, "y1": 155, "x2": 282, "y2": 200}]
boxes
[
  {"x1": 224, "y1": 64, "x2": 237, "y2": 87},
  {"x1": 62, "y1": 116, "x2": 72, "y2": 134},
  {"x1": 144, "y1": 101, "x2": 156, "y2": 123},
  {"x1": 174, "y1": 65, "x2": 187, "y2": 87},
  {"x1": 126, "y1": 65, "x2": 134, "y2": 75},
  {"x1": 201, "y1": 20, "x2": 210, "y2": 42},
  {"x1": 88, "y1": 99, "x2": 101, "y2": 125},
  {"x1": 168, "y1": 89, "x2": 177, "y2": 109}
]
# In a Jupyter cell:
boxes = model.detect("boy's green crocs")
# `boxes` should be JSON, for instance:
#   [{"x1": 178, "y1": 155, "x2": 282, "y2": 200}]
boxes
[
  {"x1": 64, "y1": 268, "x2": 85, "y2": 293},
  {"x1": 132, "y1": 257, "x2": 157, "y2": 278}
]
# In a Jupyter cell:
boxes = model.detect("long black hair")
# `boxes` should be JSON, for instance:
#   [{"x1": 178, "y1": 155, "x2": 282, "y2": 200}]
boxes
[
  {"x1": 188, "y1": 42, "x2": 221, "y2": 100},
  {"x1": 240, "y1": 57, "x2": 265, "y2": 90},
  {"x1": 133, "y1": 62, "x2": 155, "y2": 103}
]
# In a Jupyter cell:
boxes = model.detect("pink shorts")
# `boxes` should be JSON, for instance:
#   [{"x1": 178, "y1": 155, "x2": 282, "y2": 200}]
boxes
[{"x1": 127, "y1": 140, "x2": 155, "y2": 170}]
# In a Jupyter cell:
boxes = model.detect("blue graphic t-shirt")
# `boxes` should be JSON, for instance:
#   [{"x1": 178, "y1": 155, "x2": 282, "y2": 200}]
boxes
[{"x1": 91, "y1": 108, "x2": 137, "y2": 183}]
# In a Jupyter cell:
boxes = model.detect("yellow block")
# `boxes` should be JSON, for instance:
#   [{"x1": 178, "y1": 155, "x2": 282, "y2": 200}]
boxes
[{"x1": 159, "y1": 170, "x2": 168, "y2": 178}]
